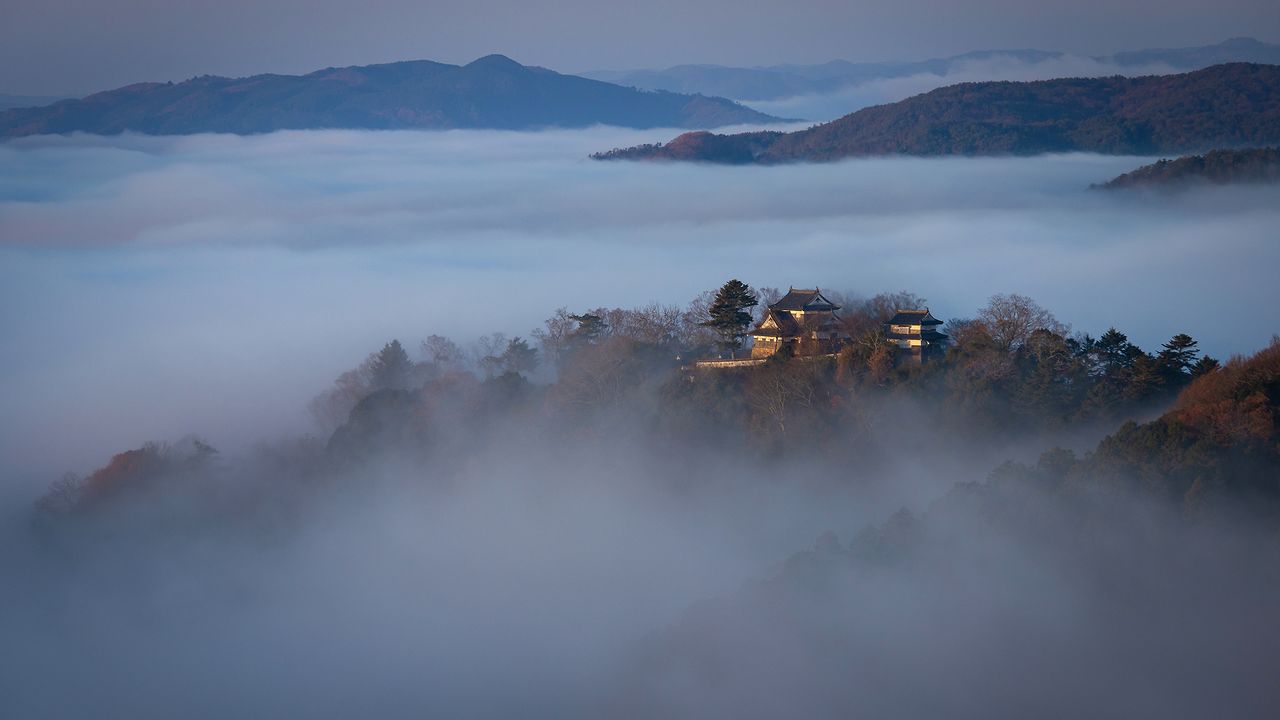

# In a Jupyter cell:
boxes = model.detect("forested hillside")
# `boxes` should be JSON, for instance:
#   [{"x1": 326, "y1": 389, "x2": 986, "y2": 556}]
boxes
[
  {"x1": 1099, "y1": 146, "x2": 1280, "y2": 189},
  {"x1": 618, "y1": 339, "x2": 1280, "y2": 718},
  {"x1": 593, "y1": 63, "x2": 1280, "y2": 163},
  {"x1": 25, "y1": 285, "x2": 1280, "y2": 720},
  {"x1": 38, "y1": 287, "x2": 1233, "y2": 518}
]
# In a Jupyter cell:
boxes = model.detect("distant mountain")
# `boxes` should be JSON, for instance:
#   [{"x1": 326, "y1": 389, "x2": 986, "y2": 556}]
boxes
[
  {"x1": 0, "y1": 55, "x2": 780, "y2": 138},
  {"x1": 585, "y1": 38, "x2": 1280, "y2": 101},
  {"x1": 587, "y1": 49, "x2": 1069, "y2": 101},
  {"x1": 591, "y1": 64, "x2": 1280, "y2": 164},
  {"x1": 1098, "y1": 147, "x2": 1280, "y2": 190},
  {"x1": 1111, "y1": 36, "x2": 1280, "y2": 69}
]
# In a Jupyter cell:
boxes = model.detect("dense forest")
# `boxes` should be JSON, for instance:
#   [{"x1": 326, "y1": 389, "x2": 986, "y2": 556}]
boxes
[
  {"x1": 37, "y1": 284, "x2": 1244, "y2": 518},
  {"x1": 619, "y1": 340, "x2": 1280, "y2": 718},
  {"x1": 1099, "y1": 146, "x2": 1280, "y2": 189},
  {"x1": 592, "y1": 63, "x2": 1280, "y2": 163}
]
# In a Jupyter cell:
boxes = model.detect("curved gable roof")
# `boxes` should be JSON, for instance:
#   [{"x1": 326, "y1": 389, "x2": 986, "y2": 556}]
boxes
[
  {"x1": 770, "y1": 288, "x2": 839, "y2": 312},
  {"x1": 888, "y1": 308, "x2": 943, "y2": 326},
  {"x1": 752, "y1": 309, "x2": 800, "y2": 336}
]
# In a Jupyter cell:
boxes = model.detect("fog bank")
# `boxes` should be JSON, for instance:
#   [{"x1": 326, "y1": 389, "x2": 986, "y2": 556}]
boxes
[
  {"x1": 2, "y1": 125, "x2": 1279, "y2": 719},
  {"x1": 2, "y1": 127, "x2": 1278, "y2": 477}
]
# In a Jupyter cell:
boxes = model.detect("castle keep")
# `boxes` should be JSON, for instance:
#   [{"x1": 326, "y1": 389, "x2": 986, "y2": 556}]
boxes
[{"x1": 749, "y1": 288, "x2": 850, "y2": 359}]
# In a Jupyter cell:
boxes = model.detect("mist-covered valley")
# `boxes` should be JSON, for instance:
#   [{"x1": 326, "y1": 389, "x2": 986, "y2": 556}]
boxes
[
  {"x1": 3, "y1": 127, "x2": 1279, "y2": 476},
  {"x1": 2, "y1": 125, "x2": 1280, "y2": 719}
]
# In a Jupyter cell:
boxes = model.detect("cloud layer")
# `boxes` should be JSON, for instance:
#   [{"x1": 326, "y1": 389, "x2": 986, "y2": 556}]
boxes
[
  {"x1": 2, "y1": 127, "x2": 1279, "y2": 478},
  {"x1": 2, "y1": 126, "x2": 1280, "y2": 719}
]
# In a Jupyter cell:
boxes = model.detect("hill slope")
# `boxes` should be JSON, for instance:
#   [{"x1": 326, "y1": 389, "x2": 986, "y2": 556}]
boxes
[
  {"x1": 619, "y1": 340, "x2": 1280, "y2": 718},
  {"x1": 592, "y1": 63, "x2": 1280, "y2": 163},
  {"x1": 1099, "y1": 147, "x2": 1280, "y2": 189},
  {"x1": 0, "y1": 55, "x2": 779, "y2": 138}
]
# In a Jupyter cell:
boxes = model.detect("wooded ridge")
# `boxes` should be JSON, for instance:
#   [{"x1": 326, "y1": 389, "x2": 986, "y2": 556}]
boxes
[{"x1": 592, "y1": 63, "x2": 1280, "y2": 163}]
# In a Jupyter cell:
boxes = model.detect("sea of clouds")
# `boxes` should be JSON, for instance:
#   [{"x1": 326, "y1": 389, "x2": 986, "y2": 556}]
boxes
[
  {"x1": 2, "y1": 125, "x2": 1280, "y2": 719},
  {"x1": 2, "y1": 126, "x2": 1279, "y2": 480}
]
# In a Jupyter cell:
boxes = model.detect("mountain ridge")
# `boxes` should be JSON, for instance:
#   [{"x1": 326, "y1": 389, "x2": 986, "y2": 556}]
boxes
[
  {"x1": 0, "y1": 55, "x2": 780, "y2": 138},
  {"x1": 591, "y1": 63, "x2": 1280, "y2": 163}
]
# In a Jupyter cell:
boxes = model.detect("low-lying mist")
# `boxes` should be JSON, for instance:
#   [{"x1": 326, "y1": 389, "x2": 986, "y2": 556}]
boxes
[
  {"x1": 1, "y1": 125, "x2": 1279, "y2": 718},
  {"x1": 2, "y1": 127, "x2": 1277, "y2": 477},
  {"x1": 4, "y1": 324, "x2": 1278, "y2": 719}
]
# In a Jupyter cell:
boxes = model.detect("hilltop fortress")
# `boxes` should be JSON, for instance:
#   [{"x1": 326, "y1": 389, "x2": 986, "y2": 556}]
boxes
[{"x1": 697, "y1": 288, "x2": 947, "y2": 369}]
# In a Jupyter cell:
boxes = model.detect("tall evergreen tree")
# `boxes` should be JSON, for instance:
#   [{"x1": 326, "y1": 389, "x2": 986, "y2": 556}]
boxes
[
  {"x1": 1158, "y1": 334, "x2": 1200, "y2": 376},
  {"x1": 499, "y1": 337, "x2": 539, "y2": 376},
  {"x1": 568, "y1": 313, "x2": 608, "y2": 348},
  {"x1": 1124, "y1": 353, "x2": 1166, "y2": 403},
  {"x1": 701, "y1": 279, "x2": 758, "y2": 357},
  {"x1": 366, "y1": 339, "x2": 414, "y2": 391},
  {"x1": 1093, "y1": 328, "x2": 1137, "y2": 373},
  {"x1": 1191, "y1": 355, "x2": 1221, "y2": 378}
]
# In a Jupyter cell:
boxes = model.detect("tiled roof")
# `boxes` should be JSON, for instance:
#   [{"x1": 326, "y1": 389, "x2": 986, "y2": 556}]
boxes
[
  {"x1": 751, "y1": 309, "x2": 800, "y2": 336},
  {"x1": 770, "y1": 288, "x2": 839, "y2": 312},
  {"x1": 887, "y1": 308, "x2": 943, "y2": 326}
]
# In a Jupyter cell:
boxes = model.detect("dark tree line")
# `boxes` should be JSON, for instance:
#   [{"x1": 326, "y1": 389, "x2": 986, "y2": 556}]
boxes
[{"x1": 297, "y1": 282, "x2": 1226, "y2": 467}]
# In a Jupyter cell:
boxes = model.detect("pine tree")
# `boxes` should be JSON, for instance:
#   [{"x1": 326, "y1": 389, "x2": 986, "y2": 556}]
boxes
[
  {"x1": 366, "y1": 339, "x2": 414, "y2": 391},
  {"x1": 1158, "y1": 334, "x2": 1200, "y2": 374},
  {"x1": 701, "y1": 279, "x2": 758, "y2": 357},
  {"x1": 1093, "y1": 328, "x2": 1137, "y2": 373},
  {"x1": 499, "y1": 337, "x2": 539, "y2": 376},
  {"x1": 1124, "y1": 353, "x2": 1165, "y2": 403},
  {"x1": 1190, "y1": 355, "x2": 1221, "y2": 378},
  {"x1": 568, "y1": 313, "x2": 608, "y2": 349}
]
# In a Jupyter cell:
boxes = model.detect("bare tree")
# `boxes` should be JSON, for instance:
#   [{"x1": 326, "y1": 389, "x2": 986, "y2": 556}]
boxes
[
  {"x1": 752, "y1": 286, "x2": 782, "y2": 323},
  {"x1": 977, "y1": 293, "x2": 1067, "y2": 352},
  {"x1": 747, "y1": 360, "x2": 820, "y2": 436},
  {"x1": 602, "y1": 303, "x2": 684, "y2": 347},
  {"x1": 863, "y1": 291, "x2": 927, "y2": 322},
  {"x1": 421, "y1": 334, "x2": 465, "y2": 373},
  {"x1": 945, "y1": 318, "x2": 988, "y2": 350},
  {"x1": 680, "y1": 290, "x2": 719, "y2": 351},
  {"x1": 308, "y1": 368, "x2": 369, "y2": 433},
  {"x1": 471, "y1": 332, "x2": 508, "y2": 377},
  {"x1": 532, "y1": 308, "x2": 579, "y2": 370},
  {"x1": 551, "y1": 336, "x2": 656, "y2": 417},
  {"x1": 35, "y1": 472, "x2": 84, "y2": 515}
]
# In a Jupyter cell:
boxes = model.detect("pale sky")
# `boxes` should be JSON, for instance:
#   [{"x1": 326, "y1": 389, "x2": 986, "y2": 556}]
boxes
[{"x1": 2, "y1": 0, "x2": 1278, "y2": 95}]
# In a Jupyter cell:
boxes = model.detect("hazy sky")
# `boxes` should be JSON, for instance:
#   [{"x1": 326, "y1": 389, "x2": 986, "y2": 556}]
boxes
[{"x1": 2, "y1": 0, "x2": 1278, "y2": 95}]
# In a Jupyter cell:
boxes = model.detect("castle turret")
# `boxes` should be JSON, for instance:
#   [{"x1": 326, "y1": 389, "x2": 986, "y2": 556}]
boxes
[
  {"x1": 884, "y1": 308, "x2": 947, "y2": 363},
  {"x1": 749, "y1": 288, "x2": 850, "y2": 358}
]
